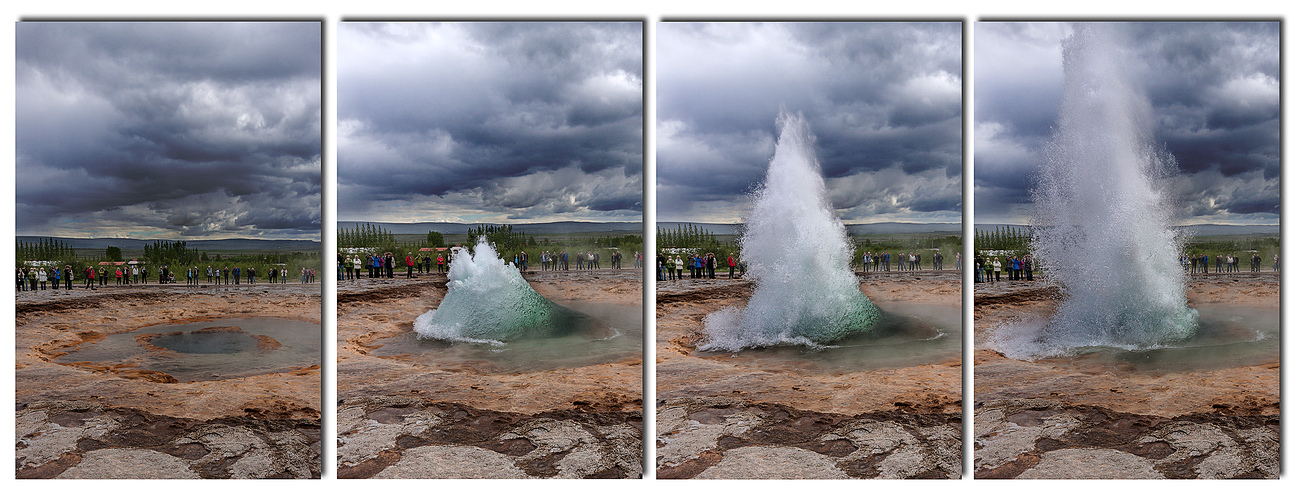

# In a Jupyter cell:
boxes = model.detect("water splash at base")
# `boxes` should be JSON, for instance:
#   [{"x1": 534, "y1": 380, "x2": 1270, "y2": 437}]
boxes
[{"x1": 414, "y1": 237, "x2": 601, "y2": 343}]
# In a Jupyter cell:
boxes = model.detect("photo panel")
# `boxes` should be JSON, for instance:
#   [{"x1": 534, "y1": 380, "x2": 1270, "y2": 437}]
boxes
[
  {"x1": 972, "y1": 21, "x2": 1279, "y2": 479},
  {"x1": 334, "y1": 21, "x2": 644, "y2": 479},
  {"x1": 654, "y1": 21, "x2": 963, "y2": 479},
  {"x1": 15, "y1": 21, "x2": 323, "y2": 479}
]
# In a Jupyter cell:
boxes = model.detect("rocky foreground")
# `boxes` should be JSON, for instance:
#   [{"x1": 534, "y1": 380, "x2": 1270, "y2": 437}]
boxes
[
  {"x1": 335, "y1": 270, "x2": 645, "y2": 478},
  {"x1": 656, "y1": 272, "x2": 963, "y2": 479},
  {"x1": 17, "y1": 401, "x2": 320, "y2": 479},
  {"x1": 973, "y1": 274, "x2": 1280, "y2": 479},
  {"x1": 657, "y1": 397, "x2": 959, "y2": 479},
  {"x1": 336, "y1": 396, "x2": 640, "y2": 478},
  {"x1": 15, "y1": 285, "x2": 323, "y2": 479}
]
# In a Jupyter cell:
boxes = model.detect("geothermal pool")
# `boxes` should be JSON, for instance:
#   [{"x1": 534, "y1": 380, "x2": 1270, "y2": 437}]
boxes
[
  {"x1": 372, "y1": 300, "x2": 642, "y2": 373},
  {"x1": 695, "y1": 301, "x2": 960, "y2": 374},
  {"x1": 1024, "y1": 304, "x2": 1279, "y2": 373},
  {"x1": 56, "y1": 318, "x2": 320, "y2": 382}
]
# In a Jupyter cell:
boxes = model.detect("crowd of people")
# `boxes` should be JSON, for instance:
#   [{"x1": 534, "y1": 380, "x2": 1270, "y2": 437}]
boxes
[
  {"x1": 336, "y1": 249, "x2": 643, "y2": 280},
  {"x1": 1182, "y1": 253, "x2": 1279, "y2": 274},
  {"x1": 857, "y1": 251, "x2": 956, "y2": 272},
  {"x1": 655, "y1": 252, "x2": 739, "y2": 281},
  {"x1": 16, "y1": 263, "x2": 315, "y2": 291},
  {"x1": 972, "y1": 254, "x2": 1033, "y2": 283}
]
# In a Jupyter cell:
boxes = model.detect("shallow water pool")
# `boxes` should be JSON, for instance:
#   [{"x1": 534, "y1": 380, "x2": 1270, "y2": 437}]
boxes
[
  {"x1": 371, "y1": 301, "x2": 642, "y2": 373},
  {"x1": 57, "y1": 318, "x2": 320, "y2": 382}
]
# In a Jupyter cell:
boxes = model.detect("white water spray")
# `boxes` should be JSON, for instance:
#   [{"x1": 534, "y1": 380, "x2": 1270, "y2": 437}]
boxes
[
  {"x1": 701, "y1": 112, "x2": 881, "y2": 351},
  {"x1": 415, "y1": 237, "x2": 591, "y2": 343},
  {"x1": 992, "y1": 24, "x2": 1198, "y2": 359}
]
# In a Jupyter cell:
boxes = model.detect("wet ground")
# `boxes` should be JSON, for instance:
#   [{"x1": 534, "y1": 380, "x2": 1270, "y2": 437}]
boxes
[
  {"x1": 972, "y1": 272, "x2": 1279, "y2": 478},
  {"x1": 15, "y1": 283, "x2": 323, "y2": 479},
  {"x1": 655, "y1": 270, "x2": 962, "y2": 478},
  {"x1": 335, "y1": 268, "x2": 644, "y2": 478}
]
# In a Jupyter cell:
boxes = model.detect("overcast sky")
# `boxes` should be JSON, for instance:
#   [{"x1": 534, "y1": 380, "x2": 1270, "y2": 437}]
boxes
[
  {"x1": 337, "y1": 22, "x2": 643, "y2": 224},
  {"x1": 16, "y1": 22, "x2": 321, "y2": 240},
  {"x1": 975, "y1": 22, "x2": 1280, "y2": 226},
  {"x1": 657, "y1": 22, "x2": 962, "y2": 224}
]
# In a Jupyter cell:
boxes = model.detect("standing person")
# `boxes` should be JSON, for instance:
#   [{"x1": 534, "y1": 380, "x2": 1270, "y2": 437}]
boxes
[
  {"x1": 974, "y1": 254, "x2": 984, "y2": 283},
  {"x1": 233, "y1": 266, "x2": 241, "y2": 285},
  {"x1": 992, "y1": 257, "x2": 1002, "y2": 282},
  {"x1": 385, "y1": 252, "x2": 395, "y2": 278},
  {"x1": 1024, "y1": 255, "x2": 1034, "y2": 281},
  {"x1": 405, "y1": 253, "x2": 415, "y2": 278},
  {"x1": 64, "y1": 265, "x2": 73, "y2": 290},
  {"x1": 706, "y1": 253, "x2": 716, "y2": 279},
  {"x1": 727, "y1": 253, "x2": 737, "y2": 279},
  {"x1": 673, "y1": 255, "x2": 684, "y2": 280},
  {"x1": 955, "y1": 252, "x2": 961, "y2": 272},
  {"x1": 38, "y1": 268, "x2": 48, "y2": 290},
  {"x1": 84, "y1": 266, "x2": 94, "y2": 289},
  {"x1": 657, "y1": 253, "x2": 666, "y2": 281}
]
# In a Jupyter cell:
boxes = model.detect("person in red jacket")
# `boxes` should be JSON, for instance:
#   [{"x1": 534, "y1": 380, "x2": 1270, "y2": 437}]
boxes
[
  {"x1": 727, "y1": 253, "x2": 737, "y2": 279},
  {"x1": 405, "y1": 253, "x2": 415, "y2": 278}
]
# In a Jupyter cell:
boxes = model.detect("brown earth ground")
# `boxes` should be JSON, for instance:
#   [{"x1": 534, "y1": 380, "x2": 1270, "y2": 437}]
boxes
[
  {"x1": 973, "y1": 272, "x2": 1279, "y2": 478},
  {"x1": 656, "y1": 270, "x2": 962, "y2": 479},
  {"x1": 15, "y1": 283, "x2": 322, "y2": 479},
  {"x1": 335, "y1": 268, "x2": 644, "y2": 479}
]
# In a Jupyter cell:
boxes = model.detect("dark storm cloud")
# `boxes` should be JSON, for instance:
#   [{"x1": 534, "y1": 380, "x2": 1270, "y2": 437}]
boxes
[
  {"x1": 974, "y1": 22, "x2": 1279, "y2": 225},
  {"x1": 656, "y1": 22, "x2": 962, "y2": 224},
  {"x1": 337, "y1": 22, "x2": 643, "y2": 223},
  {"x1": 16, "y1": 22, "x2": 321, "y2": 240}
]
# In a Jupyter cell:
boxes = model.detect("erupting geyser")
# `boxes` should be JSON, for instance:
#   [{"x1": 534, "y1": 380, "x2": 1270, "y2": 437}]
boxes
[
  {"x1": 414, "y1": 237, "x2": 599, "y2": 343},
  {"x1": 993, "y1": 24, "x2": 1198, "y2": 359},
  {"x1": 701, "y1": 111, "x2": 881, "y2": 351}
]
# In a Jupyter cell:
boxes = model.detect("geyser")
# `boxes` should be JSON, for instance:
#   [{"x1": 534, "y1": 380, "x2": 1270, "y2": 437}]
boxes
[
  {"x1": 992, "y1": 23, "x2": 1198, "y2": 359},
  {"x1": 414, "y1": 237, "x2": 604, "y2": 343},
  {"x1": 701, "y1": 111, "x2": 881, "y2": 351}
]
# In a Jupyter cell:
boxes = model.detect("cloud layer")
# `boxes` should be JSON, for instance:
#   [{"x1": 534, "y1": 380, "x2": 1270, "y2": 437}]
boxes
[
  {"x1": 337, "y1": 22, "x2": 643, "y2": 223},
  {"x1": 974, "y1": 22, "x2": 1279, "y2": 225},
  {"x1": 656, "y1": 22, "x2": 962, "y2": 224},
  {"x1": 16, "y1": 22, "x2": 322, "y2": 239}
]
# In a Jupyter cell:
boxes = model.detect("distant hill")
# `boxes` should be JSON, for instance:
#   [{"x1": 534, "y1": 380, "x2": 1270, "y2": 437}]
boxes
[
  {"x1": 973, "y1": 223, "x2": 1278, "y2": 237},
  {"x1": 15, "y1": 236, "x2": 320, "y2": 251},
  {"x1": 338, "y1": 221, "x2": 643, "y2": 234},
  {"x1": 657, "y1": 221, "x2": 961, "y2": 235}
]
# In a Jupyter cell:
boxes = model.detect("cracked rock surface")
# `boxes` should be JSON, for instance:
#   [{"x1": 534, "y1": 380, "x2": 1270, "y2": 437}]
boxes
[
  {"x1": 656, "y1": 397, "x2": 960, "y2": 479},
  {"x1": 17, "y1": 401, "x2": 321, "y2": 479},
  {"x1": 337, "y1": 396, "x2": 641, "y2": 478}
]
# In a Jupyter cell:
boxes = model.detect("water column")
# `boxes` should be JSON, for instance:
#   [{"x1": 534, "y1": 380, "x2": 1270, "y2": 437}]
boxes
[
  {"x1": 998, "y1": 23, "x2": 1198, "y2": 359},
  {"x1": 702, "y1": 111, "x2": 881, "y2": 351}
]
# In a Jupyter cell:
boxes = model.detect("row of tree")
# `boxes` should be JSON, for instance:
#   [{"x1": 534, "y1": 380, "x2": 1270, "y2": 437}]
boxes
[
  {"x1": 657, "y1": 223, "x2": 721, "y2": 249},
  {"x1": 15, "y1": 238, "x2": 77, "y2": 262},
  {"x1": 337, "y1": 222, "x2": 397, "y2": 249},
  {"x1": 974, "y1": 226, "x2": 1033, "y2": 254}
]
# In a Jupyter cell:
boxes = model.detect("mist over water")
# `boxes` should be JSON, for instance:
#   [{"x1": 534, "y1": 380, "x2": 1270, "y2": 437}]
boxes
[
  {"x1": 414, "y1": 237, "x2": 603, "y2": 343},
  {"x1": 701, "y1": 112, "x2": 881, "y2": 351},
  {"x1": 990, "y1": 24, "x2": 1198, "y2": 359}
]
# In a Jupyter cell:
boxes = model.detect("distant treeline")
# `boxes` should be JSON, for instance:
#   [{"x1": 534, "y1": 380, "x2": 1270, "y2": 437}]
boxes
[{"x1": 16, "y1": 238, "x2": 77, "y2": 262}]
